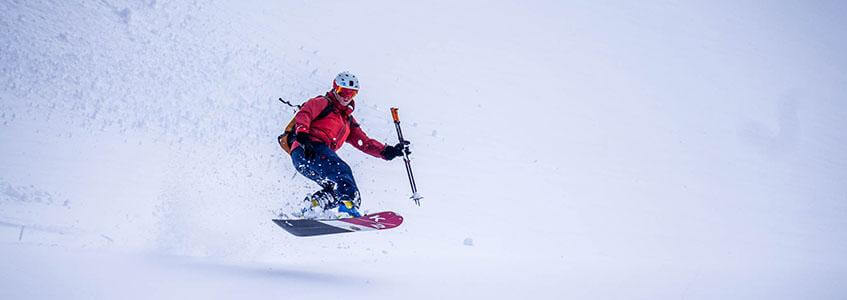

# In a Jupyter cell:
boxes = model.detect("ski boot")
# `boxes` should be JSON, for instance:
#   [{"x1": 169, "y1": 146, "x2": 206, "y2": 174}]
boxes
[
  {"x1": 297, "y1": 187, "x2": 361, "y2": 219},
  {"x1": 307, "y1": 189, "x2": 336, "y2": 209},
  {"x1": 295, "y1": 189, "x2": 337, "y2": 219},
  {"x1": 336, "y1": 200, "x2": 362, "y2": 218}
]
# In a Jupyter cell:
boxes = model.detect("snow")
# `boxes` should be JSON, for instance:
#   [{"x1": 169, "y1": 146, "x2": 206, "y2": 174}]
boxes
[{"x1": 2, "y1": 0, "x2": 847, "y2": 299}]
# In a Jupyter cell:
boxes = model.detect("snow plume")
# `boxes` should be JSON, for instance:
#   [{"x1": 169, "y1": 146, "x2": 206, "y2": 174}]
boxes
[{"x1": 0, "y1": 0, "x2": 310, "y2": 256}]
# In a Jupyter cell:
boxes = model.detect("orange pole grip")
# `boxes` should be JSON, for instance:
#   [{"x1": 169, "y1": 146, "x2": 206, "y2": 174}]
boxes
[{"x1": 391, "y1": 107, "x2": 400, "y2": 122}]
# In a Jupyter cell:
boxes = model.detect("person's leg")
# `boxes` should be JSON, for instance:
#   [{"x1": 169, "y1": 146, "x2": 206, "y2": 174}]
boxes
[
  {"x1": 320, "y1": 154, "x2": 360, "y2": 208},
  {"x1": 290, "y1": 144, "x2": 361, "y2": 208},
  {"x1": 320, "y1": 155, "x2": 362, "y2": 217},
  {"x1": 291, "y1": 145, "x2": 326, "y2": 185}
]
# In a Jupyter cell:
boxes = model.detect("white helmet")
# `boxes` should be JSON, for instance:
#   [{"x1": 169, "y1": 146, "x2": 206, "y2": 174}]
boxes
[{"x1": 333, "y1": 71, "x2": 360, "y2": 90}]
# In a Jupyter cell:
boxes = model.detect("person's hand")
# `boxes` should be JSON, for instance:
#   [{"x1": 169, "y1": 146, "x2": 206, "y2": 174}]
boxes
[
  {"x1": 381, "y1": 141, "x2": 410, "y2": 161},
  {"x1": 296, "y1": 132, "x2": 317, "y2": 160}
]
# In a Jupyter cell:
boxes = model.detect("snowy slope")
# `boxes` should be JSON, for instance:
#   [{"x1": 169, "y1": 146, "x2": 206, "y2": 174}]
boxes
[{"x1": 2, "y1": 0, "x2": 847, "y2": 299}]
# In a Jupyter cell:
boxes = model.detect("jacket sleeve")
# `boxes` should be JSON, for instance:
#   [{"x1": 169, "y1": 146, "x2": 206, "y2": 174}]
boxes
[
  {"x1": 346, "y1": 117, "x2": 387, "y2": 159},
  {"x1": 293, "y1": 97, "x2": 330, "y2": 135}
]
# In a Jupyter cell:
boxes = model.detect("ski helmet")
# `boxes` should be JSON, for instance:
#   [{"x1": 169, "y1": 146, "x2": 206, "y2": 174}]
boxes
[
  {"x1": 332, "y1": 71, "x2": 360, "y2": 102},
  {"x1": 333, "y1": 71, "x2": 359, "y2": 91}
]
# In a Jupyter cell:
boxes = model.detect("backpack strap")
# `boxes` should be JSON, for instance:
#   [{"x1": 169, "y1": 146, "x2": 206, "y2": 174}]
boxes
[
  {"x1": 316, "y1": 97, "x2": 357, "y2": 128},
  {"x1": 280, "y1": 96, "x2": 335, "y2": 154},
  {"x1": 280, "y1": 96, "x2": 354, "y2": 154},
  {"x1": 313, "y1": 97, "x2": 336, "y2": 121}
]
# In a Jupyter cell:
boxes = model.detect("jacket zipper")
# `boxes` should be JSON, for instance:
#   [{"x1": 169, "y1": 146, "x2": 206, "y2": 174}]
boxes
[{"x1": 331, "y1": 110, "x2": 349, "y2": 149}]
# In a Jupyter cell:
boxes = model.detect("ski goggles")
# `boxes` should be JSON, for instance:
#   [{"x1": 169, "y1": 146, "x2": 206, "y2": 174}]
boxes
[{"x1": 335, "y1": 86, "x2": 359, "y2": 99}]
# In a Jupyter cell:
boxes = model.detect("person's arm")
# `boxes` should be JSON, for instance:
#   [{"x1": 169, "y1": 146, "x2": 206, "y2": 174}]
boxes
[{"x1": 346, "y1": 118, "x2": 388, "y2": 159}]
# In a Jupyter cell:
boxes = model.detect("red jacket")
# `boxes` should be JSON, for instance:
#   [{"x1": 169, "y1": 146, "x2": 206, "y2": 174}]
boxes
[{"x1": 292, "y1": 93, "x2": 386, "y2": 158}]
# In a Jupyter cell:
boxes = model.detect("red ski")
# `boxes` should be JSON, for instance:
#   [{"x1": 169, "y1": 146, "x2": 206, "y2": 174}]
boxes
[{"x1": 272, "y1": 211, "x2": 403, "y2": 237}]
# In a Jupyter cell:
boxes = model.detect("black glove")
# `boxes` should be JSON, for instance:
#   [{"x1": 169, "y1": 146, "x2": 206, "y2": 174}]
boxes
[
  {"x1": 381, "y1": 141, "x2": 410, "y2": 161},
  {"x1": 295, "y1": 132, "x2": 317, "y2": 160}
]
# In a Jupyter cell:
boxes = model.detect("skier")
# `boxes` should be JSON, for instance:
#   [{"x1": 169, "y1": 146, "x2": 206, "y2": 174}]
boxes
[{"x1": 288, "y1": 71, "x2": 407, "y2": 218}]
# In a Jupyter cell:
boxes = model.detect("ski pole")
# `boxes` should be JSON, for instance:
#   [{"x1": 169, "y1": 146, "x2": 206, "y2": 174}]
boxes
[{"x1": 391, "y1": 107, "x2": 422, "y2": 206}]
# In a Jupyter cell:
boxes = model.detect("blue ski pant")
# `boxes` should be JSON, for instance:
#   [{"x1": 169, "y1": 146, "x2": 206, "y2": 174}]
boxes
[{"x1": 291, "y1": 144, "x2": 360, "y2": 206}]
